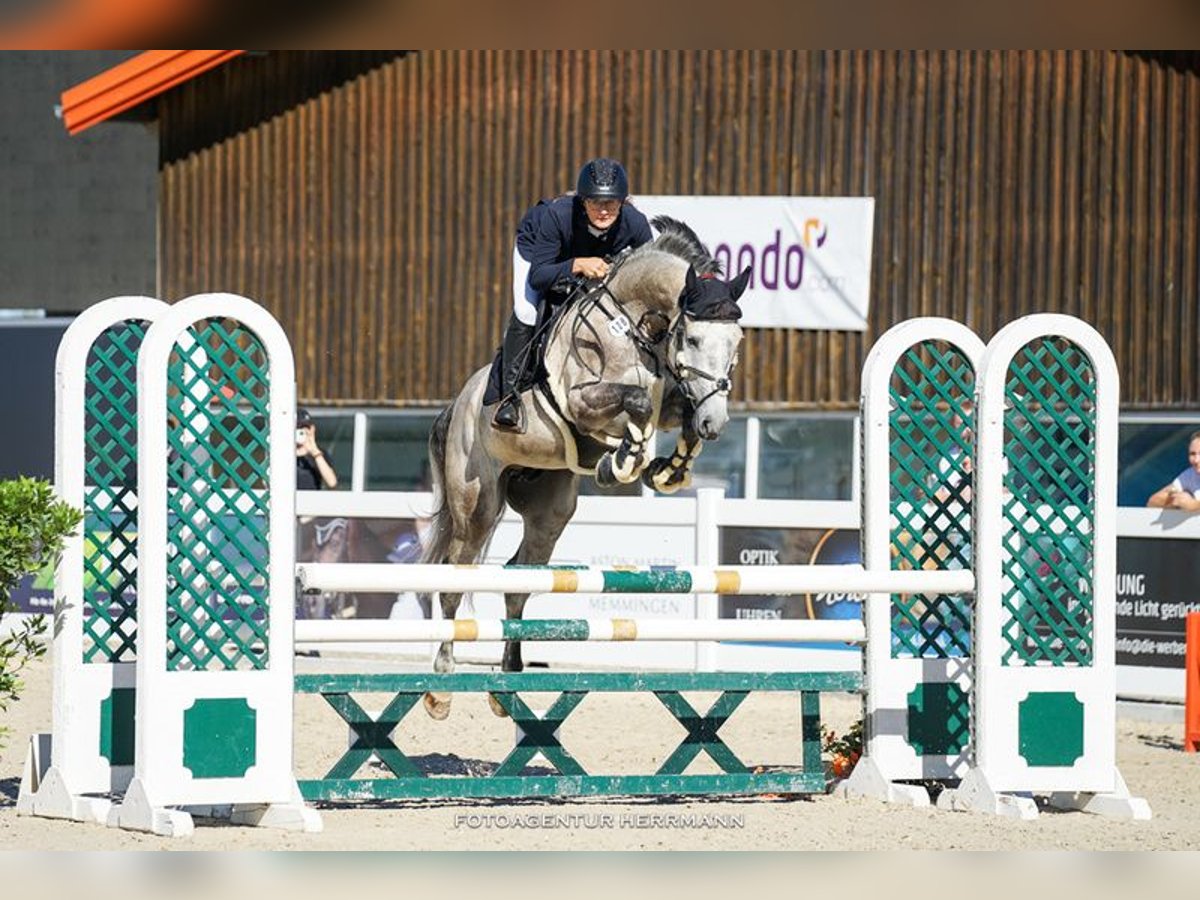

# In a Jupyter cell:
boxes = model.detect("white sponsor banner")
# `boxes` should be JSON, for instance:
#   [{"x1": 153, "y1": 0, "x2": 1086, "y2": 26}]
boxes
[{"x1": 634, "y1": 196, "x2": 875, "y2": 331}]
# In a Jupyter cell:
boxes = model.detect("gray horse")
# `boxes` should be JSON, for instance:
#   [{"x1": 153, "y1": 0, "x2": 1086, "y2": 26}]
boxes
[{"x1": 420, "y1": 217, "x2": 750, "y2": 718}]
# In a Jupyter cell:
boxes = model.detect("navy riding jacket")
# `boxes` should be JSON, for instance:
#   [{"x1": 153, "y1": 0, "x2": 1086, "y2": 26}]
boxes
[{"x1": 515, "y1": 195, "x2": 653, "y2": 302}]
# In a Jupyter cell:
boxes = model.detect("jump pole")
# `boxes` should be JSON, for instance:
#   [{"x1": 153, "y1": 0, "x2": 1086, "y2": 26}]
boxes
[
  {"x1": 294, "y1": 617, "x2": 867, "y2": 644},
  {"x1": 296, "y1": 562, "x2": 975, "y2": 597}
]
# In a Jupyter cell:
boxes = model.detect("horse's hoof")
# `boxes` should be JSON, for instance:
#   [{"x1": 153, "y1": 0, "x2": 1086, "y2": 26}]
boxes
[
  {"x1": 487, "y1": 693, "x2": 510, "y2": 718},
  {"x1": 611, "y1": 445, "x2": 636, "y2": 481},
  {"x1": 654, "y1": 477, "x2": 683, "y2": 495},
  {"x1": 423, "y1": 691, "x2": 452, "y2": 720},
  {"x1": 643, "y1": 457, "x2": 682, "y2": 493}
]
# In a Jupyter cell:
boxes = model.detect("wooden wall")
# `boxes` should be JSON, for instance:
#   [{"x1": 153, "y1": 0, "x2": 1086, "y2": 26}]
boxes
[{"x1": 157, "y1": 50, "x2": 1200, "y2": 410}]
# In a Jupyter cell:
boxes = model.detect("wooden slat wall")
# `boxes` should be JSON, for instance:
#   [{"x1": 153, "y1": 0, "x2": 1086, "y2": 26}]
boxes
[{"x1": 157, "y1": 50, "x2": 1200, "y2": 410}]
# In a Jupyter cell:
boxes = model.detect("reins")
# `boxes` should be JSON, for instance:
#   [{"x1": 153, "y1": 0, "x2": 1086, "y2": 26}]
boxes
[
  {"x1": 565, "y1": 265, "x2": 734, "y2": 414},
  {"x1": 579, "y1": 282, "x2": 670, "y2": 373},
  {"x1": 552, "y1": 249, "x2": 736, "y2": 418}
]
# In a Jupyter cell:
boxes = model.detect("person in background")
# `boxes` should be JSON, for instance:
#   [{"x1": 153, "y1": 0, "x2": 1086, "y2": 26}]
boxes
[
  {"x1": 491, "y1": 157, "x2": 654, "y2": 433},
  {"x1": 1146, "y1": 430, "x2": 1200, "y2": 512},
  {"x1": 296, "y1": 407, "x2": 338, "y2": 490}
]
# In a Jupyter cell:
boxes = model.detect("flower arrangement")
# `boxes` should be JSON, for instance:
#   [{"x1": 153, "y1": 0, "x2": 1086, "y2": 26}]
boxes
[{"x1": 821, "y1": 718, "x2": 863, "y2": 778}]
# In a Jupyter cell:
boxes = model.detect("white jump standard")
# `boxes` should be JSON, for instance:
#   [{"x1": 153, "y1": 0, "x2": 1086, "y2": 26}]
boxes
[{"x1": 18, "y1": 292, "x2": 1150, "y2": 836}]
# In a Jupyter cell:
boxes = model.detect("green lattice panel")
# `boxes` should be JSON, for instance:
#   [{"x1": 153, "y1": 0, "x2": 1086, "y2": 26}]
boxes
[
  {"x1": 1001, "y1": 337, "x2": 1095, "y2": 666},
  {"x1": 164, "y1": 318, "x2": 272, "y2": 672},
  {"x1": 888, "y1": 340, "x2": 975, "y2": 659},
  {"x1": 82, "y1": 321, "x2": 147, "y2": 664}
]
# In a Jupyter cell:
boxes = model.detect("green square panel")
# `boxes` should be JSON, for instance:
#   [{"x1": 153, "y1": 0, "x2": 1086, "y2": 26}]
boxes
[
  {"x1": 98, "y1": 687, "x2": 136, "y2": 767},
  {"x1": 905, "y1": 681, "x2": 970, "y2": 757},
  {"x1": 1018, "y1": 691, "x2": 1084, "y2": 767},
  {"x1": 182, "y1": 697, "x2": 257, "y2": 779}
]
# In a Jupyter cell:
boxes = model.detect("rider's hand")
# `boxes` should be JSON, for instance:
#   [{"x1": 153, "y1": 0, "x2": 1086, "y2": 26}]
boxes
[
  {"x1": 572, "y1": 257, "x2": 610, "y2": 280},
  {"x1": 297, "y1": 425, "x2": 318, "y2": 456}
]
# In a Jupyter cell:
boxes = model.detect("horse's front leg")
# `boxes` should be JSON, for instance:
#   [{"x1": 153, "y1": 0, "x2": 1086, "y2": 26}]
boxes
[
  {"x1": 568, "y1": 382, "x2": 655, "y2": 486},
  {"x1": 642, "y1": 425, "x2": 702, "y2": 494},
  {"x1": 640, "y1": 390, "x2": 700, "y2": 494}
]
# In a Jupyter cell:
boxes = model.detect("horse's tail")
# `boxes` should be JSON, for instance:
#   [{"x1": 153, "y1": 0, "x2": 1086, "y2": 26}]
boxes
[{"x1": 420, "y1": 405, "x2": 455, "y2": 565}]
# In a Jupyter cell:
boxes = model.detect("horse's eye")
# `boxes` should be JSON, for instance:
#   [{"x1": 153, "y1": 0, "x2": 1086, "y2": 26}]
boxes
[{"x1": 686, "y1": 336, "x2": 699, "y2": 349}]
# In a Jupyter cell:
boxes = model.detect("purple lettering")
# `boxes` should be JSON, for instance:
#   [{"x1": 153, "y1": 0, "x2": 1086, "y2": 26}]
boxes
[
  {"x1": 785, "y1": 245, "x2": 805, "y2": 289},
  {"x1": 761, "y1": 230, "x2": 781, "y2": 290}
]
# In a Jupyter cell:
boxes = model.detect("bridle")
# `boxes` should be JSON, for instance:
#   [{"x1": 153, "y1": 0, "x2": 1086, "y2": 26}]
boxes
[{"x1": 667, "y1": 314, "x2": 735, "y2": 412}]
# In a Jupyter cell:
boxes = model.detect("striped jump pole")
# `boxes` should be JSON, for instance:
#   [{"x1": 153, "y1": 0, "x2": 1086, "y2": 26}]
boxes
[
  {"x1": 296, "y1": 562, "x2": 976, "y2": 597},
  {"x1": 294, "y1": 617, "x2": 867, "y2": 644}
]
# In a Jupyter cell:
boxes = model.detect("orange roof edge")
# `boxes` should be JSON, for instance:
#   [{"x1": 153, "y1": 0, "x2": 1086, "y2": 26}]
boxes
[{"x1": 62, "y1": 49, "x2": 245, "y2": 135}]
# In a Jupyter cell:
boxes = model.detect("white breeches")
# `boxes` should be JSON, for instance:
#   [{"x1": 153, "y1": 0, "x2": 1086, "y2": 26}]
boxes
[{"x1": 512, "y1": 244, "x2": 540, "y2": 325}]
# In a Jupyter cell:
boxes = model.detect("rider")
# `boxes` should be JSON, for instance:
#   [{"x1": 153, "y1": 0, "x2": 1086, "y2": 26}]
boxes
[{"x1": 491, "y1": 157, "x2": 654, "y2": 432}]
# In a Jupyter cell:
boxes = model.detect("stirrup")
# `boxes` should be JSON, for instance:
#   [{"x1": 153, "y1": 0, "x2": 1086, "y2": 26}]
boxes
[{"x1": 492, "y1": 394, "x2": 525, "y2": 433}]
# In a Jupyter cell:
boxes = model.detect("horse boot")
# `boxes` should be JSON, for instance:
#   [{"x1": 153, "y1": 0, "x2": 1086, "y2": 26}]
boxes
[{"x1": 492, "y1": 314, "x2": 536, "y2": 433}]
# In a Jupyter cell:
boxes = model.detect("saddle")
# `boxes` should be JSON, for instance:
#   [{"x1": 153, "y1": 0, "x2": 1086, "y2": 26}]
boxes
[
  {"x1": 481, "y1": 283, "x2": 616, "y2": 470},
  {"x1": 482, "y1": 284, "x2": 579, "y2": 407}
]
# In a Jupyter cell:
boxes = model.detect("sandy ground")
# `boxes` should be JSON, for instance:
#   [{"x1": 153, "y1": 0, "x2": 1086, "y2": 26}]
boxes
[{"x1": 1, "y1": 652, "x2": 1198, "y2": 851}]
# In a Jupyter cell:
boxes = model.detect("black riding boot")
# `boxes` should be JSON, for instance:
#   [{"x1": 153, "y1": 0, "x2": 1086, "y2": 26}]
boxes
[{"x1": 492, "y1": 315, "x2": 536, "y2": 432}]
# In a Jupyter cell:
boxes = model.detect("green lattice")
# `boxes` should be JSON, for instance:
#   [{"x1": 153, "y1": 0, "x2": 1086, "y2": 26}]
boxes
[
  {"x1": 82, "y1": 322, "x2": 147, "y2": 664},
  {"x1": 888, "y1": 340, "x2": 975, "y2": 659},
  {"x1": 1001, "y1": 337, "x2": 1095, "y2": 666},
  {"x1": 164, "y1": 318, "x2": 272, "y2": 672}
]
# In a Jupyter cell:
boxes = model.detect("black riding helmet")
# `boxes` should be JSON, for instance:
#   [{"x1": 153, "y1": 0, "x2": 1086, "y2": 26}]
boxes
[{"x1": 576, "y1": 158, "x2": 629, "y2": 201}]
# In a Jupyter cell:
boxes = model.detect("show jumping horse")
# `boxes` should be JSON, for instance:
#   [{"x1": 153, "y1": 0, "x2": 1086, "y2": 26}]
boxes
[{"x1": 420, "y1": 217, "x2": 751, "y2": 718}]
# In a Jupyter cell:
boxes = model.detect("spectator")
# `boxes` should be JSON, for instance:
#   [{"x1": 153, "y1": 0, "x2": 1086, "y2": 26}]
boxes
[
  {"x1": 295, "y1": 407, "x2": 338, "y2": 490},
  {"x1": 1146, "y1": 430, "x2": 1200, "y2": 512}
]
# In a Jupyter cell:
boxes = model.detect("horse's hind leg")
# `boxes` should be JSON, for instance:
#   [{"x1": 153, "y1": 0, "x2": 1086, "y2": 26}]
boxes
[
  {"x1": 424, "y1": 581, "x2": 468, "y2": 720},
  {"x1": 424, "y1": 507, "x2": 506, "y2": 720},
  {"x1": 485, "y1": 469, "x2": 579, "y2": 717}
]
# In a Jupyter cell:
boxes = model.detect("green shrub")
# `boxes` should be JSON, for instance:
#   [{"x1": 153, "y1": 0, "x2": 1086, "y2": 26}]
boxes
[{"x1": 0, "y1": 477, "x2": 82, "y2": 747}]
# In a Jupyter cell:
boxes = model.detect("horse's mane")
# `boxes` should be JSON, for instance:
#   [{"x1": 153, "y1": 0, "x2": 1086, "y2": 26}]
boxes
[
  {"x1": 602, "y1": 215, "x2": 722, "y2": 317},
  {"x1": 645, "y1": 216, "x2": 723, "y2": 277}
]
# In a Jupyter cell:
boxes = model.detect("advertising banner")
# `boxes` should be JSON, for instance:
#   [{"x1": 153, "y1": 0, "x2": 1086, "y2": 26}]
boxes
[
  {"x1": 718, "y1": 525, "x2": 863, "y2": 626},
  {"x1": 8, "y1": 573, "x2": 51, "y2": 616},
  {"x1": 635, "y1": 196, "x2": 875, "y2": 331},
  {"x1": 1115, "y1": 537, "x2": 1200, "y2": 669}
]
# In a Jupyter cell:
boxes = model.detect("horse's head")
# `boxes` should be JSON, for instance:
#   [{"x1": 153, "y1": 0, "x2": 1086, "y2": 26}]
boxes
[{"x1": 672, "y1": 264, "x2": 750, "y2": 441}]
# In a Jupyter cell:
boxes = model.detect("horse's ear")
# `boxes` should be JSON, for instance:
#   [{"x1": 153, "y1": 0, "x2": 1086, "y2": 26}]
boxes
[
  {"x1": 729, "y1": 266, "x2": 752, "y2": 301},
  {"x1": 680, "y1": 264, "x2": 699, "y2": 309}
]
